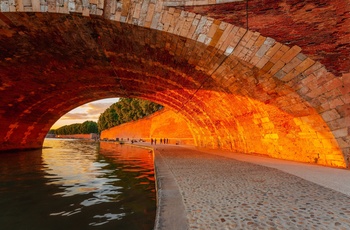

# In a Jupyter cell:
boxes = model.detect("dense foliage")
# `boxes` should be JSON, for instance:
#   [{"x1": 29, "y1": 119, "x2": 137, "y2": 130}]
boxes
[
  {"x1": 54, "y1": 121, "x2": 98, "y2": 135},
  {"x1": 98, "y1": 98, "x2": 163, "y2": 132},
  {"x1": 47, "y1": 130, "x2": 55, "y2": 134}
]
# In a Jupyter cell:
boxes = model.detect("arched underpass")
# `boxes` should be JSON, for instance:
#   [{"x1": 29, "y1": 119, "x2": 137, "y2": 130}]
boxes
[{"x1": 0, "y1": 0, "x2": 349, "y2": 168}]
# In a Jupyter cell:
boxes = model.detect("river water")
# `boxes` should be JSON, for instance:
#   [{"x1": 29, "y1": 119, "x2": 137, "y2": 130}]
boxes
[{"x1": 0, "y1": 139, "x2": 156, "y2": 230}]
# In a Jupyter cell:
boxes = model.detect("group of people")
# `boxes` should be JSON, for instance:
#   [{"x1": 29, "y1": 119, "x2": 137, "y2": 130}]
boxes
[{"x1": 150, "y1": 138, "x2": 169, "y2": 145}]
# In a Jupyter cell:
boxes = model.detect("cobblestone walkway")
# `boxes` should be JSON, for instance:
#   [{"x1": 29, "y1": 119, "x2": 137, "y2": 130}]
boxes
[{"x1": 156, "y1": 146, "x2": 350, "y2": 230}]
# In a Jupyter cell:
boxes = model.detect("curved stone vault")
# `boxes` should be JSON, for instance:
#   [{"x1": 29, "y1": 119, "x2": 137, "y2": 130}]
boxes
[{"x1": 0, "y1": 0, "x2": 349, "y2": 168}]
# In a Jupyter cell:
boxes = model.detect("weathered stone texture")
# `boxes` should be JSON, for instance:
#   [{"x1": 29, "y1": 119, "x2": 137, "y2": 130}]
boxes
[
  {"x1": 101, "y1": 108, "x2": 195, "y2": 145},
  {"x1": 184, "y1": 0, "x2": 350, "y2": 77},
  {"x1": 0, "y1": 0, "x2": 349, "y2": 168}
]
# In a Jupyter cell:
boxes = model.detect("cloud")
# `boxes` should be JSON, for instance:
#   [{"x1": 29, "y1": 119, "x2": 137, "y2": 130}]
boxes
[
  {"x1": 51, "y1": 98, "x2": 119, "y2": 129},
  {"x1": 84, "y1": 102, "x2": 117, "y2": 115},
  {"x1": 60, "y1": 113, "x2": 90, "y2": 120}
]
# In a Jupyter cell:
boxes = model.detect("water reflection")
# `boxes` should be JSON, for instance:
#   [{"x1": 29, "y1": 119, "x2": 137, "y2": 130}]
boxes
[{"x1": 0, "y1": 139, "x2": 156, "y2": 230}]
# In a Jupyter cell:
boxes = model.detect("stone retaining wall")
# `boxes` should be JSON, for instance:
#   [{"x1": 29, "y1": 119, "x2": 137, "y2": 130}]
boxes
[{"x1": 101, "y1": 108, "x2": 195, "y2": 145}]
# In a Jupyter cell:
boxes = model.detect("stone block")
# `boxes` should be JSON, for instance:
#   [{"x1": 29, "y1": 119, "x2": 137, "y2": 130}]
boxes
[
  {"x1": 82, "y1": 7, "x2": 89, "y2": 16},
  {"x1": 192, "y1": 15, "x2": 207, "y2": 40},
  {"x1": 31, "y1": 0, "x2": 41, "y2": 11},
  {"x1": 215, "y1": 24, "x2": 234, "y2": 51},
  {"x1": 332, "y1": 128, "x2": 348, "y2": 138},
  {"x1": 328, "y1": 117, "x2": 350, "y2": 131},
  {"x1": 329, "y1": 97, "x2": 345, "y2": 109},
  {"x1": 303, "y1": 62, "x2": 323, "y2": 77},
  {"x1": 255, "y1": 37, "x2": 275, "y2": 58},
  {"x1": 280, "y1": 69, "x2": 299, "y2": 82},
  {"x1": 253, "y1": 119, "x2": 260, "y2": 124},
  {"x1": 264, "y1": 133, "x2": 279, "y2": 139},
  {"x1": 240, "y1": 30, "x2": 254, "y2": 46},
  {"x1": 229, "y1": 27, "x2": 246, "y2": 49},
  {"x1": 245, "y1": 35, "x2": 265, "y2": 61},
  {"x1": 269, "y1": 59, "x2": 285, "y2": 75},
  {"x1": 306, "y1": 87, "x2": 326, "y2": 98},
  {"x1": 269, "y1": 49, "x2": 285, "y2": 64},
  {"x1": 180, "y1": 16, "x2": 194, "y2": 37},
  {"x1": 261, "y1": 61, "x2": 274, "y2": 73},
  {"x1": 321, "y1": 109, "x2": 341, "y2": 122},
  {"x1": 245, "y1": 32, "x2": 260, "y2": 54},
  {"x1": 232, "y1": 43, "x2": 244, "y2": 56},
  {"x1": 337, "y1": 137, "x2": 350, "y2": 148},
  {"x1": 150, "y1": 12, "x2": 161, "y2": 29},
  {"x1": 249, "y1": 55, "x2": 261, "y2": 66},
  {"x1": 340, "y1": 92, "x2": 350, "y2": 104},
  {"x1": 340, "y1": 80, "x2": 350, "y2": 94},
  {"x1": 255, "y1": 43, "x2": 270, "y2": 58},
  {"x1": 220, "y1": 26, "x2": 238, "y2": 51},
  {"x1": 295, "y1": 58, "x2": 315, "y2": 73},
  {"x1": 293, "y1": 118, "x2": 303, "y2": 126},
  {"x1": 262, "y1": 122, "x2": 274, "y2": 130},
  {"x1": 280, "y1": 45, "x2": 302, "y2": 63},
  {"x1": 132, "y1": 3, "x2": 142, "y2": 20},
  {"x1": 336, "y1": 104, "x2": 350, "y2": 119},
  {"x1": 208, "y1": 22, "x2": 223, "y2": 47},
  {"x1": 253, "y1": 34, "x2": 266, "y2": 48},
  {"x1": 207, "y1": 19, "x2": 220, "y2": 38},
  {"x1": 266, "y1": 42, "x2": 282, "y2": 58},
  {"x1": 274, "y1": 69, "x2": 287, "y2": 80},
  {"x1": 261, "y1": 117, "x2": 270, "y2": 123},
  {"x1": 144, "y1": 3, "x2": 155, "y2": 26},
  {"x1": 303, "y1": 78, "x2": 319, "y2": 91},
  {"x1": 282, "y1": 56, "x2": 303, "y2": 73},
  {"x1": 255, "y1": 56, "x2": 270, "y2": 69},
  {"x1": 324, "y1": 77, "x2": 343, "y2": 92}
]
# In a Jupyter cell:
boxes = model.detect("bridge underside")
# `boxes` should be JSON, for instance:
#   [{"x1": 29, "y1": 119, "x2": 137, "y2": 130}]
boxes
[{"x1": 0, "y1": 12, "x2": 348, "y2": 168}]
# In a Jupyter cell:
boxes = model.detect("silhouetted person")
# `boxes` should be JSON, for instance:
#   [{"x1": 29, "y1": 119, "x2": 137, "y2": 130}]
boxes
[
  {"x1": 151, "y1": 138, "x2": 153, "y2": 145},
  {"x1": 160, "y1": 138, "x2": 163, "y2": 144},
  {"x1": 154, "y1": 139, "x2": 157, "y2": 145}
]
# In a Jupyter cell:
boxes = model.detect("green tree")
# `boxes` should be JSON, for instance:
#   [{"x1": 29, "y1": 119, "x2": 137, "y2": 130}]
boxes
[
  {"x1": 55, "y1": 121, "x2": 98, "y2": 135},
  {"x1": 48, "y1": 129, "x2": 55, "y2": 134},
  {"x1": 97, "y1": 98, "x2": 163, "y2": 132}
]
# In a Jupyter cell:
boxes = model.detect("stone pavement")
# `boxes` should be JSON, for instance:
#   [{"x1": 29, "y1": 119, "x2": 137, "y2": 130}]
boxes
[{"x1": 136, "y1": 143, "x2": 350, "y2": 229}]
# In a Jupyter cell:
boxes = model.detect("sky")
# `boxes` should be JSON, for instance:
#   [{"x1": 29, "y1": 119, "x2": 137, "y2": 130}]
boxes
[{"x1": 51, "y1": 98, "x2": 120, "y2": 129}]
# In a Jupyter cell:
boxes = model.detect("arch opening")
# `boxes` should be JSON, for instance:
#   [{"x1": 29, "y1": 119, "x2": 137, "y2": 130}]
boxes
[{"x1": 0, "y1": 10, "x2": 348, "y2": 168}]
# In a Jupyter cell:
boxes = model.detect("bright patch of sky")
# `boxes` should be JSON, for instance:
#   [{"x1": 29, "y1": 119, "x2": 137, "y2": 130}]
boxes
[{"x1": 51, "y1": 98, "x2": 119, "y2": 129}]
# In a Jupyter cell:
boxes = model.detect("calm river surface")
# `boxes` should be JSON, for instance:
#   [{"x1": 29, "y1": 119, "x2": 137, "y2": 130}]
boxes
[{"x1": 0, "y1": 139, "x2": 156, "y2": 230}]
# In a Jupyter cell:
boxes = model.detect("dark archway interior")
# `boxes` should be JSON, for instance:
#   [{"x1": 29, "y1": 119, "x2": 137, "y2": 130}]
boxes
[{"x1": 0, "y1": 12, "x2": 347, "y2": 167}]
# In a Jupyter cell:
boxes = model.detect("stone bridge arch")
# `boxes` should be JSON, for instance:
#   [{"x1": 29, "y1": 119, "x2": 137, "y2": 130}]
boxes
[{"x1": 0, "y1": 0, "x2": 349, "y2": 168}]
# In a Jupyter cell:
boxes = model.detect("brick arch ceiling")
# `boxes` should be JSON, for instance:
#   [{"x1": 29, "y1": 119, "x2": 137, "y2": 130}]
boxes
[{"x1": 0, "y1": 1, "x2": 349, "y2": 168}]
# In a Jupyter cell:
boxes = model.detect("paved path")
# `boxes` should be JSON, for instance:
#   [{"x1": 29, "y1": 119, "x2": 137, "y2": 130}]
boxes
[
  {"x1": 137, "y1": 143, "x2": 350, "y2": 229},
  {"x1": 192, "y1": 147, "x2": 350, "y2": 197}
]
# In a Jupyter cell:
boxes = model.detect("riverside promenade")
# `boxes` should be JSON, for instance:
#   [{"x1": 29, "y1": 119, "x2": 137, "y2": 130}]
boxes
[{"x1": 135, "y1": 143, "x2": 350, "y2": 230}]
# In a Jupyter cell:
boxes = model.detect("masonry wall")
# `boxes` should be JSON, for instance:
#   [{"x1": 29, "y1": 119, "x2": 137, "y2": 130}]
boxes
[
  {"x1": 184, "y1": 0, "x2": 350, "y2": 78},
  {"x1": 101, "y1": 108, "x2": 195, "y2": 145},
  {"x1": 0, "y1": 0, "x2": 348, "y2": 168}
]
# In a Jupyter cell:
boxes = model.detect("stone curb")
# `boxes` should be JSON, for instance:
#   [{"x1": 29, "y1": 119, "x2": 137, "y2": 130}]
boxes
[
  {"x1": 153, "y1": 148, "x2": 189, "y2": 230},
  {"x1": 129, "y1": 143, "x2": 189, "y2": 230}
]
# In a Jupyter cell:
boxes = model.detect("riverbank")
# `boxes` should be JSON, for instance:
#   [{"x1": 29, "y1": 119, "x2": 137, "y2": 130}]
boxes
[{"x1": 133, "y1": 143, "x2": 350, "y2": 229}]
